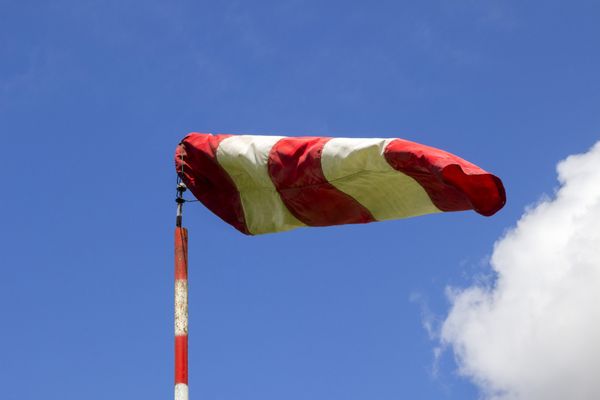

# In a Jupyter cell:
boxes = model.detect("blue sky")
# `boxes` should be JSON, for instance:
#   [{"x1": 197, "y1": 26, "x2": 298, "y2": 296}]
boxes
[{"x1": 1, "y1": 1, "x2": 599, "y2": 399}]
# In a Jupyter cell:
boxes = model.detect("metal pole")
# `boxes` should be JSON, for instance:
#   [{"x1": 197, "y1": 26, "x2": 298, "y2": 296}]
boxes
[{"x1": 175, "y1": 183, "x2": 189, "y2": 400}]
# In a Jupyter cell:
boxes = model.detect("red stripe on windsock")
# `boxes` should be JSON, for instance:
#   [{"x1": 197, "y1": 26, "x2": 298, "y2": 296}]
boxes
[
  {"x1": 268, "y1": 137, "x2": 375, "y2": 226},
  {"x1": 384, "y1": 139, "x2": 506, "y2": 216},
  {"x1": 176, "y1": 133, "x2": 250, "y2": 234},
  {"x1": 175, "y1": 335, "x2": 188, "y2": 384}
]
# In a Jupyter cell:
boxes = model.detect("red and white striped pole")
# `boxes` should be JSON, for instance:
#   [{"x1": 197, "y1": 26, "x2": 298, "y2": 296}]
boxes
[{"x1": 175, "y1": 183, "x2": 189, "y2": 400}]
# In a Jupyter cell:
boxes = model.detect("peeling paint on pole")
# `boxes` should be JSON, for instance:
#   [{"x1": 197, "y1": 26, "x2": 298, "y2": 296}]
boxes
[{"x1": 175, "y1": 280, "x2": 188, "y2": 336}]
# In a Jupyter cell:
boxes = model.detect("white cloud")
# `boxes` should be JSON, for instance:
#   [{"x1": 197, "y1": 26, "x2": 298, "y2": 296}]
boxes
[{"x1": 441, "y1": 142, "x2": 600, "y2": 400}]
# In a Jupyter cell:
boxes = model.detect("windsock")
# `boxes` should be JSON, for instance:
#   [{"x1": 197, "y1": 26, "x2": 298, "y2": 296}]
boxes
[{"x1": 175, "y1": 133, "x2": 505, "y2": 235}]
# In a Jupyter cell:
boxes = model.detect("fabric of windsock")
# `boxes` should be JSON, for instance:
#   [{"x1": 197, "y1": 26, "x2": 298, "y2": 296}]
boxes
[{"x1": 175, "y1": 133, "x2": 506, "y2": 235}]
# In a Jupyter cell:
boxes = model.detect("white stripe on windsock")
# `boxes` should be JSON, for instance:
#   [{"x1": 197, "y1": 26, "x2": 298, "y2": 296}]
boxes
[
  {"x1": 216, "y1": 135, "x2": 305, "y2": 234},
  {"x1": 175, "y1": 383, "x2": 189, "y2": 400},
  {"x1": 321, "y1": 138, "x2": 440, "y2": 221}
]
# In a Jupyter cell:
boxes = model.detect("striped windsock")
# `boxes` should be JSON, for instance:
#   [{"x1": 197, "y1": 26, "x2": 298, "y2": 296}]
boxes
[{"x1": 175, "y1": 133, "x2": 505, "y2": 235}]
